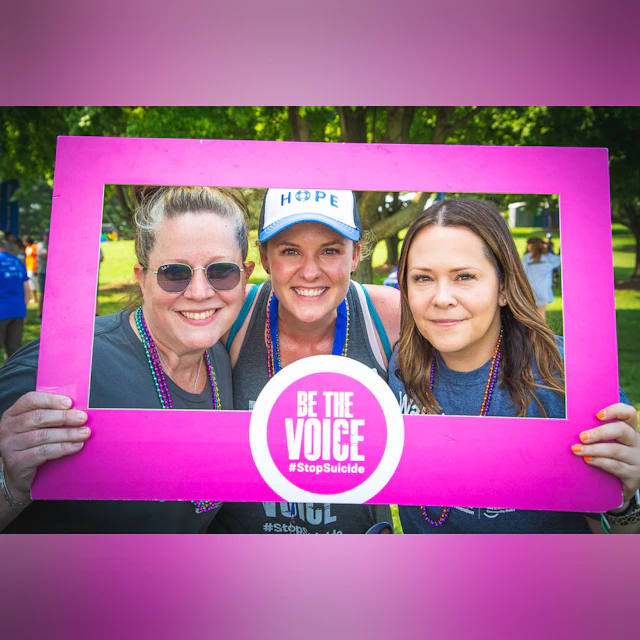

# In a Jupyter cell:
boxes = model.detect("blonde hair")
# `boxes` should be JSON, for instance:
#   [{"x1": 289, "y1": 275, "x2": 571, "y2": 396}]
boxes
[
  {"x1": 133, "y1": 186, "x2": 250, "y2": 268},
  {"x1": 125, "y1": 186, "x2": 249, "y2": 309}
]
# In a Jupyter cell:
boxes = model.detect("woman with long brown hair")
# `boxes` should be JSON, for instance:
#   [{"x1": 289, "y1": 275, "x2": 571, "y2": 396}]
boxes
[{"x1": 389, "y1": 198, "x2": 640, "y2": 534}]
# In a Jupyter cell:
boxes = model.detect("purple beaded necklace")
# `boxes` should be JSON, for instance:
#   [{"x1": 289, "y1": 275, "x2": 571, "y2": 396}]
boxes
[
  {"x1": 421, "y1": 328, "x2": 503, "y2": 527},
  {"x1": 135, "y1": 306, "x2": 221, "y2": 514}
]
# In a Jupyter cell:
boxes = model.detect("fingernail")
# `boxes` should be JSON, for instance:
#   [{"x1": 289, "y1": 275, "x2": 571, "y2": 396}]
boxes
[
  {"x1": 596, "y1": 410, "x2": 606, "y2": 420},
  {"x1": 74, "y1": 411, "x2": 87, "y2": 422},
  {"x1": 72, "y1": 442, "x2": 84, "y2": 449},
  {"x1": 78, "y1": 427, "x2": 90, "y2": 435},
  {"x1": 61, "y1": 398, "x2": 72, "y2": 409},
  {"x1": 579, "y1": 432, "x2": 589, "y2": 443},
  {"x1": 584, "y1": 456, "x2": 593, "y2": 462},
  {"x1": 571, "y1": 444, "x2": 583, "y2": 453}
]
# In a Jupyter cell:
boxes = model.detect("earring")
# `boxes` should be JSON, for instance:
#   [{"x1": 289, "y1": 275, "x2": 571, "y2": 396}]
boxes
[
  {"x1": 501, "y1": 297, "x2": 507, "y2": 305},
  {"x1": 265, "y1": 268, "x2": 270, "y2": 275}
]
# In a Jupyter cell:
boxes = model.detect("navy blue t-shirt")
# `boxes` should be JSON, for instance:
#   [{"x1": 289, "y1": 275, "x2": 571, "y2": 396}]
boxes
[
  {"x1": 388, "y1": 344, "x2": 630, "y2": 534},
  {"x1": 0, "y1": 251, "x2": 28, "y2": 321}
]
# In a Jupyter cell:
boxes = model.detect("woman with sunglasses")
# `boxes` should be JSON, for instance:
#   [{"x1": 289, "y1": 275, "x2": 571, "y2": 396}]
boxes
[
  {"x1": 389, "y1": 198, "x2": 640, "y2": 534},
  {"x1": 0, "y1": 186, "x2": 253, "y2": 533},
  {"x1": 209, "y1": 188, "x2": 398, "y2": 534}
]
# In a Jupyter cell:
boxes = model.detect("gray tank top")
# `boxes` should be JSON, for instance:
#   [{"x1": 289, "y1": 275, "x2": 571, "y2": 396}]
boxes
[{"x1": 233, "y1": 280, "x2": 388, "y2": 410}]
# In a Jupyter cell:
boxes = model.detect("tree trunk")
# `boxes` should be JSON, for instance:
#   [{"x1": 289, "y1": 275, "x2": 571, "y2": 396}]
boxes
[
  {"x1": 626, "y1": 220, "x2": 640, "y2": 280},
  {"x1": 615, "y1": 203, "x2": 640, "y2": 280},
  {"x1": 114, "y1": 185, "x2": 134, "y2": 227},
  {"x1": 383, "y1": 107, "x2": 415, "y2": 143},
  {"x1": 385, "y1": 235, "x2": 399, "y2": 265},
  {"x1": 371, "y1": 192, "x2": 430, "y2": 239},
  {"x1": 352, "y1": 256, "x2": 373, "y2": 284},
  {"x1": 288, "y1": 107, "x2": 311, "y2": 142},
  {"x1": 337, "y1": 107, "x2": 368, "y2": 142},
  {"x1": 432, "y1": 106, "x2": 485, "y2": 143},
  {"x1": 356, "y1": 190, "x2": 386, "y2": 228}
]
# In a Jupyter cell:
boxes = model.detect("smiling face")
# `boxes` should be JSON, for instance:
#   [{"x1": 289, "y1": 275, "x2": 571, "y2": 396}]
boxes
[
  {"x1": 135, "y1": 212, "x2": 249, "y2": 358},
  {"x1": 261, "y1": 222, "x2": 361, "y2": 327},
  {"x1": 406, "y1": 224, "x2": 506, "y2": 372}
]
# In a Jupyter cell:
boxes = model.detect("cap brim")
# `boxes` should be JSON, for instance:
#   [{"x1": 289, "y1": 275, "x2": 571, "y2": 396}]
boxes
[{"x1": 259, "y1": 213, "x2": 361, "y2": 242}]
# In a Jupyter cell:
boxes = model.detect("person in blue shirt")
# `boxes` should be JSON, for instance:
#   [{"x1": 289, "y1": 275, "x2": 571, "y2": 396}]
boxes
[
  {"x1": 0, "y1": 238, "x2": 29, "y2": 361},
  {"x1": 389, "y1": 198, "x2": 640, "y2": 534},
  {"x1": 522, "y1": 236, "x2": 562, "y2": 320}
]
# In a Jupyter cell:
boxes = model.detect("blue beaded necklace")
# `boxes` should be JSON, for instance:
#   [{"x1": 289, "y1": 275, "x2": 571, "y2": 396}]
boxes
[{"x1": 266, "y1": 291, "x2": 350, "y2": 376}]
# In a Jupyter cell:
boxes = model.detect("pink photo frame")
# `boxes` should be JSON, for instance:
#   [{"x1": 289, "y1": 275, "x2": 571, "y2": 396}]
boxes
[{"x1": 32, "y1": 136, "x2": 621, "y2": 511}]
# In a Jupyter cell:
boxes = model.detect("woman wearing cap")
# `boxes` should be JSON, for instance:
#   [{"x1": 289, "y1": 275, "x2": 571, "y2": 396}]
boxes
[
  {"x1": 389, "y1": 198, "x2": 639, "y2": 534},
  {"x1": 0, "y1": 186, "x2": 253, "y2": 533},
  {"x1": 210, "y1": 188, "x2": 399, "y2": 534}
]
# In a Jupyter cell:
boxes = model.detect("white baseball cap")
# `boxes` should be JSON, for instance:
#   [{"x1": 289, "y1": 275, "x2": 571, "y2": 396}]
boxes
[{"x1": 259, "y1": 188, "x2": 362, "y2": 242}]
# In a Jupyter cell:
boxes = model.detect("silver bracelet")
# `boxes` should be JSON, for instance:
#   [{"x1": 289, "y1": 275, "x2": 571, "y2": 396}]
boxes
[{"x1": 0, "y1": 461, "x2": 32, "y2": 511}]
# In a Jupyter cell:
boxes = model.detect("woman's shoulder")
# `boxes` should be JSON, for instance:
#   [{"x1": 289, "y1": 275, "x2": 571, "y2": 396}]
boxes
[
  {"x1": 225, "y1": 282, "x2": 267, "y2": 365},
  {"x1": 362, "y1": 283, "x2": 400, "y2": 304},
  {"x1": 361, "y1": 283, "x2": 401, "y2": 346},
  {"x1": 94, "y1": 309, "x2": 129, "y2": 336}
]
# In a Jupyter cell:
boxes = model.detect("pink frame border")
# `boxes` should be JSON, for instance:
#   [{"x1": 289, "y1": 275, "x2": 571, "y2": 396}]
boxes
[{"x1": 33, "y1": 136, "x2": 621, "y2": 511}]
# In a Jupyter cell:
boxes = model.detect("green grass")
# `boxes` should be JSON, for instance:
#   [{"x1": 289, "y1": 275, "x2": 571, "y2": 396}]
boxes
[
  {"x1": 99, "y1": 240, "x2": 138, "y2": 287},
  {"x1": 12, "y1": 229, "x2": 640, "y2": 409}
]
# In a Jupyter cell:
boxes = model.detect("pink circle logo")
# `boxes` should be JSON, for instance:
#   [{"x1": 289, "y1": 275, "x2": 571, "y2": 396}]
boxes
[{"x1": 250, "y1": 356, "x2": 404, "y2": 503}]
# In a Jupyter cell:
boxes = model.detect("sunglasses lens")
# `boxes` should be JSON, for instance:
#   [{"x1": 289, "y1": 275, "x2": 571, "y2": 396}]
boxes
[
  {"x1": 156, "y1": 264, "x2": 192, "y2": 293},
  {"x1": 206, "y1": 263, "x2": 241, "y2": 291}
]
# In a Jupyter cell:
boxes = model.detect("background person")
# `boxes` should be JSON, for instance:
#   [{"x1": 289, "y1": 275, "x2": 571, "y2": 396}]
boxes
[
  {"x1": 23, "y1": 236, "x2": 38, "y2": 305},
  {"x1": 35, "y1": 232, "x2": 48, "y2": 321},
  {"x1": 0, "y1": 186, "x2": 253, "y2": 532},
  {"x1": 522, "y1": 236, "x2": 562, "y2": 319},
  {"x1": 210, "y1": 188, "x2": 399, "y2": 534},
  {"x1": 389, "y1": 198, "x2": 640, "y2": 534},
  {"x1": 0, "y1": 239, "x2": 29, "y2": 362},
  {"x1": 4, "y1": 232, "x2": 24, "y2": 260}
]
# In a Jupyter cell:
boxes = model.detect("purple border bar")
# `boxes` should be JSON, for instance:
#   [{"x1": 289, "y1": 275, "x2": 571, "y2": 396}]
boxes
[
  {"x1": 2, "y1": 1, "x2": 640, "y2": 104},
  {"x1": 2, "y1": 536, "x2": 639, "y2": 639}
]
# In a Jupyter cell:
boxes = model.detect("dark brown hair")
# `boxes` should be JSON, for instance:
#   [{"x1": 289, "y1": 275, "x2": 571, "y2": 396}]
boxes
[
  {"x1": 395, "y1": 198, "x2": 564, "y2": 417},
  {"x1": 526, "y1": 236, "x2": 546, "y2": 264}
]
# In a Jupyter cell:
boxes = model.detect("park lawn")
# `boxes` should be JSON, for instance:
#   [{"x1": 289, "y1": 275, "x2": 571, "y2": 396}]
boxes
[{"x1": 18, "y1": 228, "x2": 640, "y2": 409}]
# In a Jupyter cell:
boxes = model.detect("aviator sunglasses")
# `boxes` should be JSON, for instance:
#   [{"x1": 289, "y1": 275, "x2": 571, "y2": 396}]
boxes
[{"x1": 152, "y1": 262, "x2": 245, "y2": 293}]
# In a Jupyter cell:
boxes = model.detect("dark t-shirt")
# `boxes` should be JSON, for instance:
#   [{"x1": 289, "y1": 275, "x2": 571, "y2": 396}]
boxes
[
  {"x1": 210, "y1": 281, "x2": 393, "y2": 534},
  {"x1": 388, "y1": 344, "x2": 630, "y2": 534},
  {"x1": 0, "y1": 310, "x2": 232, "y2": 533}
]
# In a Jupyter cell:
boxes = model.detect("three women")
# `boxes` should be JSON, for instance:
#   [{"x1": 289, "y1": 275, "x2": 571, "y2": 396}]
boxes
[{"x1": 1, "y1": 188, "x2": 637, "y2": 534}]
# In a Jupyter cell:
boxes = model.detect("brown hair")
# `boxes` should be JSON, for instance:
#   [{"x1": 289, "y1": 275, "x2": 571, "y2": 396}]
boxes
[
  {"x1": 526, "y1": 236, "x2": 545, "y2": 263},
  {"x1": 395, "y1": 198, "x2": 564, "y2": 417}
]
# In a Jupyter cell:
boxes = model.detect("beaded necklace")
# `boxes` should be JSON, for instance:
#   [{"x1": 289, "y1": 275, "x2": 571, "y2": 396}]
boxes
[
  {"x1": 421, "y1": 327, "x2": 503, "y2": 527},
  {"x1": 264, "y1": 289, "x2": 350, "y2": 532},
  {"x1": 265, "y1": 291, "x2": 350, "y2": 377},
  {"x1": 134, "y1": 306, "x2": 221, "y2": 514}
]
